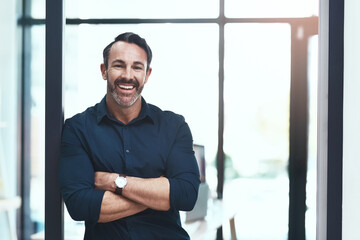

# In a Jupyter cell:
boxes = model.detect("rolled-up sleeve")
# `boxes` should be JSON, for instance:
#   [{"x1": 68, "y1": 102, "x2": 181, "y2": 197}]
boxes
[
  {"x1": 58, "y1": 121, "x2": 104, "y2": 222},
  {"x1": 166, "y1": 119, "x2": 201, "y2": 211}
]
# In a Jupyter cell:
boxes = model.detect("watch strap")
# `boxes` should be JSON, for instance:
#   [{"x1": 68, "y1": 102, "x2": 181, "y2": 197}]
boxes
[{"x1": 115, "y1": 185, "x2": 123, "y2": 195}]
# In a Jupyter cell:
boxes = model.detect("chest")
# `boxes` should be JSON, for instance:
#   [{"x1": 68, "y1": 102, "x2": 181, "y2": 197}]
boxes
[{"x1": 84, "y1": 122, "x2": 174, "y2": 178}]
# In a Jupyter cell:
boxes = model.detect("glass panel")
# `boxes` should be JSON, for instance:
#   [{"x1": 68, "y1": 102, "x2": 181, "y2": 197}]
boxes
[
  {"x1": 306, "y1": 34, "x2": 318, "y2": 240},
  {"x1": 64, "y1": 23, "x2": 219, "y2": 238},
  {"x1": 225, "y1": 0, "x2": 319, "y2": 18},
  {"x1": 29, "y1": 25, "x2": 46, "y2": 236},
  {"x1": 65, "y1": 0, "x2": 219, "y2": 19},
  {"x1": 31, "y1": 0, "x2": 45, "y2": 18},
  {"x1": 0, "y1": 1, "x2": 20, "y2": 239},
  {"x1": 224, "y1": 23, "x2": 291, "y2": 239}
]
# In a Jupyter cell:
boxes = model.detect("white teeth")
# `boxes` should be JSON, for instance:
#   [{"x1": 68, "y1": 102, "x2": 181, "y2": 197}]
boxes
[{"x1": 118, "y1": 84, "x2": 134, "y2": 90}]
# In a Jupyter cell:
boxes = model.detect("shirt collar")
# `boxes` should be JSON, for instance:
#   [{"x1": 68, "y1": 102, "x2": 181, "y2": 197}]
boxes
[{"x1": 96, "y1": 95, "x2": 155, "y2": 125}]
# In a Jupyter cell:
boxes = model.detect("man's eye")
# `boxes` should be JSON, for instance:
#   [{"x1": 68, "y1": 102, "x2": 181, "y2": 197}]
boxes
[
  {"x1": 114, "y1": 65, "x2": 124, "y2": 68},
  {"x1": 134, "y1": 66, "x2": 143, "y2": 70}
]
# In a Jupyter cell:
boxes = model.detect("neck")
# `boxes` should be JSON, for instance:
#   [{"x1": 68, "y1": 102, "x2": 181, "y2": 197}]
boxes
[{"x1": 106, "y1": 96, "x2": 142, "y2": 124}]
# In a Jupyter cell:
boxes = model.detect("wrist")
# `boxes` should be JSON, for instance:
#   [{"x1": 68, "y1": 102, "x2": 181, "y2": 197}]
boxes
[{"x1": 114, "y1": 174, "x2": 127, "y2": 195}]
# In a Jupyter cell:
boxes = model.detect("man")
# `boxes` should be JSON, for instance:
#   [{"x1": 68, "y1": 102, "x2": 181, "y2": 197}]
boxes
[{"x1": 58, "y1": 32, "x2": 200, "y2": 240}]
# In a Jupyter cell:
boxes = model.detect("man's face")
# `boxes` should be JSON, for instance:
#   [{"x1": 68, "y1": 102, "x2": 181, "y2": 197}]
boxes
[{"x1": 101, "y1": 41, "x2": 151, "y2": 108}]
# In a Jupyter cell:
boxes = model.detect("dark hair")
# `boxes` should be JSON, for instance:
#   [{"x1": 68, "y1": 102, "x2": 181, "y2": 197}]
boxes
[{"x1": 103, "y1": 32, "x2": 152, "y2": 71}]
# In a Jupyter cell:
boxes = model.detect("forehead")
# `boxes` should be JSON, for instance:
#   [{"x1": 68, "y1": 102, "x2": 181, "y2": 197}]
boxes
[{"x1": 108, "y1": 41, "x2": 147, "y2": 63}]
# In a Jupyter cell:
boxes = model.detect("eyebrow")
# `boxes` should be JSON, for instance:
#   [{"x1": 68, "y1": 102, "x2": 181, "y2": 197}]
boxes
[{"x1": 111, "y1": 59, "x2": 145, "y2": 67}]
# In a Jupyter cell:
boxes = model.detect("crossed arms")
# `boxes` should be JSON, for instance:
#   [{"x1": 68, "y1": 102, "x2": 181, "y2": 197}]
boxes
[
  {"x1": 94, "y1": 173, "x2": 170, "y2": 222},
  {"x1": 59, "y1": 118, "x2": 200, "y2": 224}
]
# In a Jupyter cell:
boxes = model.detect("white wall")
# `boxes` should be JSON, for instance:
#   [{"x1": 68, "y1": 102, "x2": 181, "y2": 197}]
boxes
[{"x1": 343, "y1": 0, "x2": 360, "y2": 239}]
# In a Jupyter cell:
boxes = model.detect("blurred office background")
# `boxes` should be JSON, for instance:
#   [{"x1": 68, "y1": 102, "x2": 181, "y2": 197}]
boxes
[{"x1": 1, "y1": 0, "x2": 322, "y2": 239}]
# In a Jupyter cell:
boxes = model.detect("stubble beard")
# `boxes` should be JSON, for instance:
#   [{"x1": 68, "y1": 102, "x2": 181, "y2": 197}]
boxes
[{"x1": 107, "y1": 77, "x2": 144, "y2": 108}]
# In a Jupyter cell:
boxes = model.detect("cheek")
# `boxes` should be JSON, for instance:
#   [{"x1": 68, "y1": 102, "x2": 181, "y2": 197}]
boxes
[
  {"x1": 139, "y1": 73, "x2": 148, "y2": 83},
  {"x1": 106, "y1": 71, "x2": 119, "y2": 80}
]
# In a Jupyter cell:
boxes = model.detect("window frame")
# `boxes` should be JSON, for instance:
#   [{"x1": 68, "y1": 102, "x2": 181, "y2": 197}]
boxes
[{"x1": 17, "y1": 0, "x2": 323, "y2": 239}]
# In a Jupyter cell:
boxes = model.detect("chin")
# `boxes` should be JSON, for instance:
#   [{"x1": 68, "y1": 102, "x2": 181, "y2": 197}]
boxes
[{"x1": 115, "y1": 95, "x2": 141, "y2": 108}]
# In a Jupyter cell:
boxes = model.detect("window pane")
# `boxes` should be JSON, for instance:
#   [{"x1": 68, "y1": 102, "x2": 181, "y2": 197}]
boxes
[
  {"x1": 306, "y1": 34, "x2": 318, "y2": 240},
  {"x1": 29, "y1": 25, "x2": 46, "y2": 236},
  {"x1": 0, "y1": 1, "x2": 20, "y2": 239},
  {"x1": 225, "y1": 0, "x2": 318, "y2": 18},
  {"x1": 31, "y1": 0, "x2": 219, "y2": 19},
  {"x1": 224, "y1": 23, "x2": 291, "y2": 239},
  {"x1": 30, "y1": 0, "x2": 45, "y2": 18},
  {"x1": 65, "y1": 0, "x2": 219, "y2": 19},
  {"x1": 64, "y1": 23, "x2": 219, "y2": 237}
]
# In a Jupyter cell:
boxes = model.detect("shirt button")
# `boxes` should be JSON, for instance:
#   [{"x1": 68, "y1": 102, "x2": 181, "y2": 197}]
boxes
[{"x1": 125, "y1": 149, "x2": 130, "y2": 153}]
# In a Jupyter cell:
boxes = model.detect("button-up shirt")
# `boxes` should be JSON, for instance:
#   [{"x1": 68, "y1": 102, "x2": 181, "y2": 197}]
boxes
[{"x1": 58, "y1": 96, "x2": 200, "y2": 240}]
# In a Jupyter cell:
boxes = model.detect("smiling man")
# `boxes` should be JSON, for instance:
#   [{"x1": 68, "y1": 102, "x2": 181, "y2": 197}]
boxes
[{"x1": 58, "y1": 32, "x2": 200, "y2": 240}]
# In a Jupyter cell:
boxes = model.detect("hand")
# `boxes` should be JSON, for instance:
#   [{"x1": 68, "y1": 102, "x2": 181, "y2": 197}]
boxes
[{"x1": 94, "y1": 172, "x2": 118, "y2": 192}]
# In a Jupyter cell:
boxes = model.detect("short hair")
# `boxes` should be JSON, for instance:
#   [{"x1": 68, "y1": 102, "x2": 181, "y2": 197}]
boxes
[{"x1": 103, "y1": 32, "x2": 152, "y2": 72}]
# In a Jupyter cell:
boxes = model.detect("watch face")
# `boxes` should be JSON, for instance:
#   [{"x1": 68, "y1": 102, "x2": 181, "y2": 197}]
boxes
[{"x1": 115, "y1": 176, "x2": 127, "y2": 188}]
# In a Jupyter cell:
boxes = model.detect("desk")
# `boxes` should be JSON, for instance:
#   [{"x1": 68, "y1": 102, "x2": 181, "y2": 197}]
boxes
[{"x1": 182, "y1": 199, "x2": 237, "y2": 240}]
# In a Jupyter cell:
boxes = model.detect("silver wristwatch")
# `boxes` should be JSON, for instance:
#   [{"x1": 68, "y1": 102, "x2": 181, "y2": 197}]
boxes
[{"x1": 114, "y1": 174, "x2": 127, "y2": 195}]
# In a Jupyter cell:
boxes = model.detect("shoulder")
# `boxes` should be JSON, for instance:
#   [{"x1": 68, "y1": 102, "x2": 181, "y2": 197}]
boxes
[
  {"x1": 147, "y1": 103, "x2": 185, "y2": 126},
  {"x1": 64, "y1": 103, "x2": 99, "y2": 130},
  {"x1": 146, "y1": 103, "x2": 192, "y2": 141}
]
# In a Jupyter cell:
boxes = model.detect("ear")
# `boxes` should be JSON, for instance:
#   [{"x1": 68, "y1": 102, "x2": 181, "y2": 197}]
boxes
[
  {"x1": 100, "y1": 64, "x2": 107, "y2": 80},
  {"x1": 144, "y1": 67, "x2": 152, "y2": 84}
]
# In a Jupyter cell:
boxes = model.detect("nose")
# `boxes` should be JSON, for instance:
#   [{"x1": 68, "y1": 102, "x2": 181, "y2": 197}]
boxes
[{"x1": 122, "y1": 66, "x2": 132, "y2": 80}]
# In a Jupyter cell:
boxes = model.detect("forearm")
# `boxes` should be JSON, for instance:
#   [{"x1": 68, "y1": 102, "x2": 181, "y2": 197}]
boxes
[
  {"x1": 98, "y1": 191, "x2": 147, "y2": 223},
  {"x1": 123, "y1": 176, "x2": 170, "y2": 211},
  {"x1": 95, "y1": 172, "x2": 170, "y2": 211}
]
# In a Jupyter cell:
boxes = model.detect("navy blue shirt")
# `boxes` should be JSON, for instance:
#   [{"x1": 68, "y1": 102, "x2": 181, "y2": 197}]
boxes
[{"x1": 58, "y1": 96, "x2": 200, "y2": 240}]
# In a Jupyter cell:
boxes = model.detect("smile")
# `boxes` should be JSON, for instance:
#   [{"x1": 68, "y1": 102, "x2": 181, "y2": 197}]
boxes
[{"x1": 118, "y1": 84, "x2": 135, "y2": 90}]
